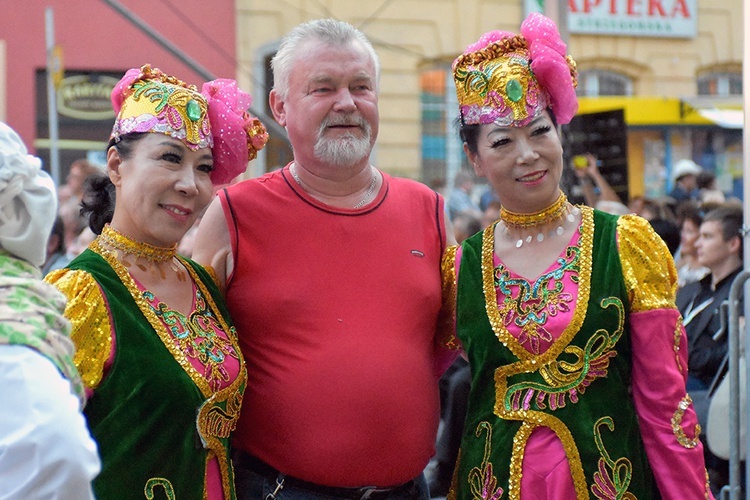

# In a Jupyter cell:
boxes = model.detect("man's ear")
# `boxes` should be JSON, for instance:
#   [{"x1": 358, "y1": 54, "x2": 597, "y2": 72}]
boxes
[
  {"x1": 729, "y1": 234, "x2": 742, "y2": 255},
  {"x1": 269, "y1": 90, "x2": 286, "y2": 127},
  {"x1": 106, "y1": 146, "x2": 123, "y2": 187}
]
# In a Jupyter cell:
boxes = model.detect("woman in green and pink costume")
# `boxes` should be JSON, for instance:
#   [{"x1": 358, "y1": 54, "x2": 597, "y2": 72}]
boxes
[
  {"x1": 440, "y1": 13, "x2": 713, "y2": 499},
  {"x1": 46, "y1": 64, "x2": 267, "y2": 499}
]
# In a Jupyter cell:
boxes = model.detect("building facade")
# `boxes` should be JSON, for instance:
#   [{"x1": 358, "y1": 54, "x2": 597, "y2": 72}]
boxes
[
  {"x1": 1, "y1": 1, "x2": 741, "y2": 201},
  {"x1": 0, "y1": 0, "x2": 237, "y2": 185},
  {"x1": 238, "y1": 0, "x2": 742, "y2": 200}
]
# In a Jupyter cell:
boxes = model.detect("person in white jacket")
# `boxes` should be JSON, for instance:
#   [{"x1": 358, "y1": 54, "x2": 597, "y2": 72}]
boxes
[{"x1": 0, "y1": 121, "x2": 100, "y2": 499}]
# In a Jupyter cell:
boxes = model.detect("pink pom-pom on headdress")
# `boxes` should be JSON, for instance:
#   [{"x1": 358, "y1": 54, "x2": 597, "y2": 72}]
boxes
[
  {"x1": 110, "y1": 67, "x2": 143, "y2": 114},
  {"x1": 201, "y1": 79, "x2": 268, "y2": 185},
  {"x1": 463, "y1": 30, "x2": 515, "y2": 54},
  {"x1": 521, "y1": 13, "x2": 578, "y2": 124}
]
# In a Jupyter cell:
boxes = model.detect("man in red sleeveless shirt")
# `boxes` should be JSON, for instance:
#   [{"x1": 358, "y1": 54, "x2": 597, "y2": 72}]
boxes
[{"x1": 194, "y1": 18, "x2": 457, "y2": 500}]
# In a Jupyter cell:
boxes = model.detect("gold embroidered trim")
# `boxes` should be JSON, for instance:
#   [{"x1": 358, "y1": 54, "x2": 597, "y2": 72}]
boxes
[
  {"x1": 704, "y1": 469, "x2": 711, "y2": 499},
  {"x1": 672, "y1": 394, "x2": 701, "y2": 448},
  {"x1": 617, "y1": 214, "x2": 677, "y2": 312},
  {"x1": 439, "y1": 245, "x2": 460, "y2": 350},
  {"x1": 591, "y1": 417, "x2": 635, "y2": 499},
  {"x1": 468, "y1": 422, "x2": 505, "y2": 499},
  {"x1": 91, "y1": 239, "x2": 246, "y2": 498},
  {"x1": 100, "y1": 225, "x2": 177, "y2": 263},
  {"x1": 482, "y1": 205, "x2": 593, "y2": 363},
  {"x1": 482, "y1": 207, "x2": 594, "y2": 499},
  {"x1": 674, "y1": 317, "x2": 684, "y2": 374},
  {"x1": 144, "y1": 478, "x2": 176, "y2": 500}
]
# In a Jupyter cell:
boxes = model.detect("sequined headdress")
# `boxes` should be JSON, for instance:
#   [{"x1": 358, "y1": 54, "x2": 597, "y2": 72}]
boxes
[
  {"x1": 452, "y1": 13, "x2": 578, "y2": 127},
  {"x1": 110, "y1": 65, "x2": 268, "y2": 184}
]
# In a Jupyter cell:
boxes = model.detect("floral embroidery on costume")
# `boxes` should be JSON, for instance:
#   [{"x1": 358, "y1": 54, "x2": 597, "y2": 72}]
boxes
[
  {"x1": 504, "y1": 297, "x2": 623, "y2": 413},
  {"x1": 468, "y1": 422, "x2": 505, "y2": 500},
  {"x1": 591, "y1": 417, "x2": 635, "y2": 500},
  {"x1": 494, "y1": 246, "x2": 579, "y2": 355},
  {"x1": 146, "y1": 289, "x2": 239, "y2": 392}
]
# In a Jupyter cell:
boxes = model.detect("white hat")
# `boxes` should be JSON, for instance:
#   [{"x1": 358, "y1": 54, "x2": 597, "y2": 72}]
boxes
[
  {"x1": 0, "y1": 122, "x2": 57, "y2": 266},
  {"x1": 671, "y1": 159, "x2": 702, "y2": 182}
]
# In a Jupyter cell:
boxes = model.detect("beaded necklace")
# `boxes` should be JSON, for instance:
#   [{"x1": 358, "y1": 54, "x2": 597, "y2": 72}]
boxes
[
  {"x1": 98, "y1": 225, "x2": 186, "y2": 281},
  {"x1": 498, "y1": 191, "x2": 579, "y2": 248}
]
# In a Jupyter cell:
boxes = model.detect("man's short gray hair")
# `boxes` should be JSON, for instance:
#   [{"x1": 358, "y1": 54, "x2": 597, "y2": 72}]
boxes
[{"x1": 271, "y1": 18, "x2": 380, "y2": 99}]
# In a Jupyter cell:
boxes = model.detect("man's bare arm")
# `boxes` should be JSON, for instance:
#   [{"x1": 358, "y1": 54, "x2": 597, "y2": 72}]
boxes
[{"x1": 193, "y1": 196, "x2": 233, "y2": 292}]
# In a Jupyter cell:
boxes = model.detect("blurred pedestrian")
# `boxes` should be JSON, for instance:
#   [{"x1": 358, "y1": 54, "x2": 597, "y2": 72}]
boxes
[{"x1": 669, "y1": 159, "x2": 702, "y2": 203}]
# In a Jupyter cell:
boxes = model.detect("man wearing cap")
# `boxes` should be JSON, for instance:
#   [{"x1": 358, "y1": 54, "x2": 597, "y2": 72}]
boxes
[{"x1": 669, "y1": 159, "x2": 702, "y2": 203}]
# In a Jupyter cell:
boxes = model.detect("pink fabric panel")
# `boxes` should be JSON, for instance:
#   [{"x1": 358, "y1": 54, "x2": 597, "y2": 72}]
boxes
[
  {"x1": 630, "y1": 308, "x2": 713, "y2": 499},
  {"x1": 521, "y1": 428, "x2": 577, "y2": 499}
]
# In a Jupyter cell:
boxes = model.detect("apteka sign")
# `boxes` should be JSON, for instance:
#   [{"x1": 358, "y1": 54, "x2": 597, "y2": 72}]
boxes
[{"x1": 527, "y1": 0, "x2": 697, "y2": 38}]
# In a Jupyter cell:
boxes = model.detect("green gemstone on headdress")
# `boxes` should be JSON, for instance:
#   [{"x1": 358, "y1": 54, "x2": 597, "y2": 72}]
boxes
[
  {"x1": 186, "y1": 99, "x2": 202, "y2": 121},
  {"x1": 506, "y1": 79, "x2": 523, "y2": 103}
]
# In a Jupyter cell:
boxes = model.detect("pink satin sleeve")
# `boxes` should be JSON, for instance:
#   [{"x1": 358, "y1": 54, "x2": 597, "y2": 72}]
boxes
[{"x1": 630, "y1": 307, "x2": 714, "y2": 499}]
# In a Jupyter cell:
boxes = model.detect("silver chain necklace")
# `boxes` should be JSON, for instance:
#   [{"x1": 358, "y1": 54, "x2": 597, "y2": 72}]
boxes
[{"x1": 290, "y1": 163, "x2": 378, "y2": 209}]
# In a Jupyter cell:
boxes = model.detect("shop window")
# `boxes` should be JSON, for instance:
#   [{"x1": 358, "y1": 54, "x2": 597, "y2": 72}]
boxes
[
  {"x1": 577, "y1": 70, "x2": 632, "y2": 97},
  {"x1": 697, "y1": 72, "x2": 742, "y2": 96},
  {"x1": 419, "y1": 67, "x2": 463, "y2": 187}
]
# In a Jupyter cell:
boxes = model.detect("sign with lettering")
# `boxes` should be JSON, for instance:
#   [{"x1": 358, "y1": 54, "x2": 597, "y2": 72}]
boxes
[
  {"x1": 57, "y1": 74, "x2": 119, "y2": 120},
  {"x1": 525, "y1": 0, "x2": 697, "y2": 38}
]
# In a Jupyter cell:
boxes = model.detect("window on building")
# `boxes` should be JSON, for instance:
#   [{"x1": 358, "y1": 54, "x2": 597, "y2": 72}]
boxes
[
  {"x1": 577, "y1": 70, "x2": 632, "y2": 97},
  {"x1": 697, "y1": 72, "x2": 742, "y2": 96},
  {"x1": 420, "y1": 69, "x2": 449, "y2": 186},
  {"x1": 419, "y1": 66, "x2": 468, "y2": 189}
]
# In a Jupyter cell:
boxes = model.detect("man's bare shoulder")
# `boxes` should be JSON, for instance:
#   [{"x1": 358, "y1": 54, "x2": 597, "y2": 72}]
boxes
[{"x1": 193, "y1": 196, "x2": 232, "y2": 289}]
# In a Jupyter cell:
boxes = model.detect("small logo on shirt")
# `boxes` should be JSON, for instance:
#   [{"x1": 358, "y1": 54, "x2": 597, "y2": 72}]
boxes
[{"x1": 410, "y1": 250, "x2": 425, "y2": 258}]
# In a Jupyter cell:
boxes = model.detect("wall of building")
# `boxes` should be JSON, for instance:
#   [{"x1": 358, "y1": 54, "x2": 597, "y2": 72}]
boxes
[
  {"x1": 236, "y1": 0, "x2": 742, "y2": 190},
  {"x1": 0, "y1": 0, "x2": 236, "y2": 179}
]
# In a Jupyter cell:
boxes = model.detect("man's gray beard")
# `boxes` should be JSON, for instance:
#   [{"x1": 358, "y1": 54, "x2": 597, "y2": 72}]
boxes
[{"x1": 314, "y1": 125, "x2": 372, "y2": 167}]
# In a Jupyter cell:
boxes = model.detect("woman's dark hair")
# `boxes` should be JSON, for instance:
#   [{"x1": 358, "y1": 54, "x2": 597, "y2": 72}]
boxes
[
  {"x1": 649, "y1": 218, "x2": 681, "y2": 256},
  {"x1": 80, "y1": 174, "x2": 115, "y2": 235},
  {"x1": 81, "y1": 132, "x2": 146, "y2": 234},
  {"x1": 675, "y1": 201, "x2": 703, "y2": 229},
  {"x1": 49, "y1": 215, "x2": 66, "y2": 253},
  {"x1": 457, "y1": 109, "x2": 558, "y2": 154},
  {"x1": 696, "y1": 170, "x2": 716, "y2": 190}
]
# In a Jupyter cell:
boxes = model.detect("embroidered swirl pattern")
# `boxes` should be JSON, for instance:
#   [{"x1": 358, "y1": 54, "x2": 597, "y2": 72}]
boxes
[
  {"x1": 504, "y1": 297, "x2": 623, "y2": 413},
  {"x1": 468, "y1": 422, "x2": 505, "y2": 500},
  {"x1": 591, "y1": 417, "x2": 635, "y2": 500}
]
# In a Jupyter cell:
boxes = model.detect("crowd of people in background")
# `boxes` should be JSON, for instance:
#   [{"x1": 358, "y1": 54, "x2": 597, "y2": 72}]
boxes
[{"x1": 3, "y1": 11, "x2": 746, "y2": 500}]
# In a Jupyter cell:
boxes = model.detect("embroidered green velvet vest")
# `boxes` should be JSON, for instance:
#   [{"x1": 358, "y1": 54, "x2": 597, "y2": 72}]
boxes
[
  {"x1": 69, "y1": 249, "x2": 241, "y2": 500},
  {"x1": 453, "y1": 208, "x2": 659, "y2": 500}
]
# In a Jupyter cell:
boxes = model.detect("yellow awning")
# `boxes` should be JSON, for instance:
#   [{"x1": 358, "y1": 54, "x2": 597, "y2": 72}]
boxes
[{"x1": 577, "y1": 96, "x2": 743, "y2": 128}]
